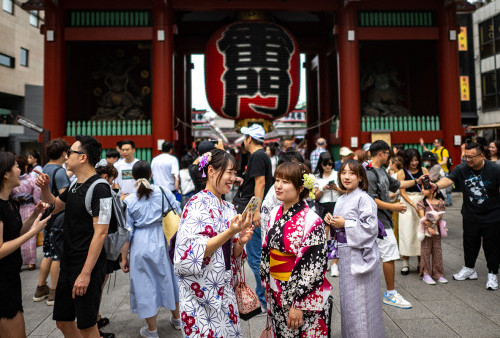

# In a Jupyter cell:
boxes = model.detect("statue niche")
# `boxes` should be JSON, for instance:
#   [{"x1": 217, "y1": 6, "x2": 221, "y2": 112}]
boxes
[
  {"x1": 361, "y1": 61, "x2": 409, "y2": 117},
  {"x1": 92, "y1": 51, "x2": 147, "y2": 121}
]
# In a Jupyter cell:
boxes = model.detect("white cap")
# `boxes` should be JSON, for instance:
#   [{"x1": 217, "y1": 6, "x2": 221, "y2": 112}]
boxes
[
  {"x1": 240, "y1": 124, "x2": 265, "y2": 142},
  {"x1": 339, "y1": 146, "x2": 354, "y2": 157}
]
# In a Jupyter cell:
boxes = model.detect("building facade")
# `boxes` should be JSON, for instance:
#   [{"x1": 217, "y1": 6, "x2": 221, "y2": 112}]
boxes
[{"x1": 0, "y1": 0, "x2": 44, "y2": 154}]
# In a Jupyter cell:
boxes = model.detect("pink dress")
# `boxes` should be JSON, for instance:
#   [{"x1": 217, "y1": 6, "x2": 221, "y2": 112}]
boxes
[{"x1": 11, "y1": 174, "x2": 41, "y2": 265}]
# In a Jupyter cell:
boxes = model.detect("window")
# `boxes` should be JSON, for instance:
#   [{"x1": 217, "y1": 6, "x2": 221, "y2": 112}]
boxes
[
  {"x1": 2, "y1": 0, "x2": 13, "y2": 14},
  {"x1": 29, "y1": 11, "x2": 38, "y2": 27},
  {"x1": 0, "y1": 53, "x2": 14, "y2": 68},
  {"x1": 20, "y1": 48, "x2": 28, "y2": 67},
  {"x1": 480, "y1": 20, "x2": 494, "y2": 59},
  {"x1": 482, "y1": 71, "x2": 497, "y2": 110}
]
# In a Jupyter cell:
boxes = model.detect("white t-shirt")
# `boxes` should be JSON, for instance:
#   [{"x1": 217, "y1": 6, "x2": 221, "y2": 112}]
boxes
[
  {"x1": 151, "y1": 153, "x2": 179, "y2": 191},
  {"x1": 179, "y1": 168, "x2": 195, "y2": 195},
  {"x1": 114, "y1": 158, "x2": 139, "y2": 195},
  {"x1": 315, "y1": 171, "x2": 341, "y2": 203}
]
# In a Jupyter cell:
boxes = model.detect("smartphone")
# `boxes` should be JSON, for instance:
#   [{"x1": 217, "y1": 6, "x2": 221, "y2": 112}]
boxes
[
  {"x1": 41, "y1": 204, "x2": 55, "y2": 220},
  {"x1": 328, "y1": 180, "x2": 336, "y2": 186},
  {"x1": 241, "y1": 196, "x2": 261, "y2": 220},
  {"x1": 422, "y1": 176, "x2": 431, "y2": 190}
]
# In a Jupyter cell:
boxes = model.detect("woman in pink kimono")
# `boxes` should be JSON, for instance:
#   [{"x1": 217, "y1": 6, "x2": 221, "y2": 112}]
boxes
[
  {"x1": 174, "y1": 149, "x2": 254, "y2": 337},
  {"x1": 260, "y1": 162, "x2": 332, "y2": 337},
  {"x1": 11, "y1": 156, "x2": 41, "y2": 270}
]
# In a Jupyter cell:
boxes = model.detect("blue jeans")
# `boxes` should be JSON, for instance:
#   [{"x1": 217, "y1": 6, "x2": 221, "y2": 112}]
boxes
[{"x1": 245, "y1": 226, "x2": 266, "y2": 307}]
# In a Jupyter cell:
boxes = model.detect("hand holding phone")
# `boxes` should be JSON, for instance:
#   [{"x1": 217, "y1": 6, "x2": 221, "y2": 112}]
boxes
[
  {"x1": 41, "y1": 204, "x2": 55, "y2": 220},
  {"x1": 241, "y1": 196, "x2": 262, "y2": 220}
]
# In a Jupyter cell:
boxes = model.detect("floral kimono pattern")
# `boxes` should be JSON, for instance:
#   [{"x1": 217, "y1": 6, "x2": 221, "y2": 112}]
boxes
[
  {"x1": 174, "y1": 190, "x2": 243, "y2": 338},
  {"x1": 260, "y1": 201, "x2": 332, "y2": 338}
]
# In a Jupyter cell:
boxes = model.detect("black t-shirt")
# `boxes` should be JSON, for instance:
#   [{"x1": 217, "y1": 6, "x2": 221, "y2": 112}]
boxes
[
  {"x1": 188, "y1": 163, "x2": 205, "y2": 193},
  {"x1": 59, "y1": 175, "x2": 112, "y2": 272},
  {"x1": 447, "y1": 160, "x2": 500, "y2": 222},
  {"x1": 0, "y1": 199, "x2": 23, "y2": 273},
  {"x1": 233, "y1": 149, "x2": 273, "y2": 213}
]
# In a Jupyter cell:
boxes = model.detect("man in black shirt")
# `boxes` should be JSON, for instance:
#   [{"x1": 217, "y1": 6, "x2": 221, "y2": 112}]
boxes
[
  {"x1": 432, "y1": 142, "x2": 500, "y2": 291},
  {"x1": 36, "y1": 136, "x2": 114, "y2": 338},
  {"x1": 233, "y1": 124, "x2": 272, "y2": 309}
]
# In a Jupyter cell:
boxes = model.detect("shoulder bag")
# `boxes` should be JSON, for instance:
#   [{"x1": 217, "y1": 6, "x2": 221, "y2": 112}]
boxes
[{"x1": 159, "y1": 187, "x2": 181, "y2": 243}]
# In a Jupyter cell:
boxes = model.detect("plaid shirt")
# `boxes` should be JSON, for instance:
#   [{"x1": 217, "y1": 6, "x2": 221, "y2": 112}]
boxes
[{"x1": 310, "y1": 148, "x2": 327, "y2": 173}]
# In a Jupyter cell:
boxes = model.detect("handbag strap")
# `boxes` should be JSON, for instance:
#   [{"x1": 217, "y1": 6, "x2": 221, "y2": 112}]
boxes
[
  {"x1": 234, "y1": 251, "x2": 246, "y2": 283},
  {"x1": 424, "y1": 198, "x2": 436, "y2": 212},
  {"x1": 405, "y1": 169, "x2": 422, "y2": 192},
  {"x1": 159, "y1": 186, "x2": 177, "y2": 216}
]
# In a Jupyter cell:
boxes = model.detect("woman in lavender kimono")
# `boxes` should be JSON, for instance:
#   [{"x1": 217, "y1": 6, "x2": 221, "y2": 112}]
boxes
[
  {"x1": 261, "y1": 161, "x2": 332, "y2": 337},
  {"x1": 11, "y1": 156, "x2": 41, "y2": 270},
  {"x1": 325, "y1": 159, "x2": 384, "y2": 338},
  {"x1": 174, "y1": 149, "x2": 254, "y2": 338}
]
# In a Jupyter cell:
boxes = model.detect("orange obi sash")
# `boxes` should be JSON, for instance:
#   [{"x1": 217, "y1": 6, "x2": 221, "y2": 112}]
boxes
[{"x1": 269, "y1": 249, "x2": 296, "y2": 281}]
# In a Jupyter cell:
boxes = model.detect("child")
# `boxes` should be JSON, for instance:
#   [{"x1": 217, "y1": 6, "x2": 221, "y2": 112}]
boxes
[
  {"x1": 417, "y1": 188, "x2": 448, "y2": 285},
  {"x1": 325, "y1": 159, "x2": 384, "y2": 338}
]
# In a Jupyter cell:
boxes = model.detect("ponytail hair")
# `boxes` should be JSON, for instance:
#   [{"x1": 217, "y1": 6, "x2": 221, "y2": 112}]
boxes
[{"x1": 132, "y1": 160, "x2": 153, "y2": 200}]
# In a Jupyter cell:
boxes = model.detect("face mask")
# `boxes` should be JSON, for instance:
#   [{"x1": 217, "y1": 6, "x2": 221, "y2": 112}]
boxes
[{"x1": 423, "y1": 161, "x2": 430, "y2": 168}]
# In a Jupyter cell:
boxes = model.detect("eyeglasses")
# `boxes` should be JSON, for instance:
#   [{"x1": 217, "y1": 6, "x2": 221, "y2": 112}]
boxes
[
  {"x1": 464, "y1": 154, "x2": 481, "y2": 161},
  {"x1": 67, "y1": 149, "x2": 85, "y2": 156},
  {"x1": 322, "y1": 162, "x2": 334, "y2": 166}
]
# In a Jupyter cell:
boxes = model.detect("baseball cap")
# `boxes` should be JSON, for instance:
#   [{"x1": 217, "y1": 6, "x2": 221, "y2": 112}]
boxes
[
  {"x1": 198, "y1": 140, "x2": 216, "y2": 155},
  {"x1": 241, "y1": 124, "x2": 265, "y2": 142},
  {"x1": 422, "y1": 151, "x2": 437, "y2": 161},
  {"x1": 339, "y1": 146, "x2": 354, "y2": 157}
]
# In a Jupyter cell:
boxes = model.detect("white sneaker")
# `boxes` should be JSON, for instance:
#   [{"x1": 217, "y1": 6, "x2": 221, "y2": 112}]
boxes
[
  {"x1": 486, "y1": 273, "x2": 498, "y2": 291},
  {"x1": 139, "y1": 326, "x2": 159, "y2": 338},
  {"x1": 453, "y1": 266, "x2": 478, "y2": 281},
  {"x1": 330, "y1": 263, "x2": 339, "y2": 277},
  {"x1": 170, "y1": 317, "x2": 181, "y2": 330},
  {"x1": 383, "y1": 291, "x2": 412, "y2": 309}
]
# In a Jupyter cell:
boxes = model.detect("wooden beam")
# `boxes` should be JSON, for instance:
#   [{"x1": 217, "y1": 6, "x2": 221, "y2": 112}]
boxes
[
  {"x1": 63, "y1": 0, "x2": 152, "y2": 10},
  {"x1": 64, "y1": 27, "x2": 153, "y2": 41},
  {"x1": 171, "y1": 0, "x2": 337, "y2": 12},
  {"x1": 356, "y1": 27, "x2": 439, "y2": 40}
]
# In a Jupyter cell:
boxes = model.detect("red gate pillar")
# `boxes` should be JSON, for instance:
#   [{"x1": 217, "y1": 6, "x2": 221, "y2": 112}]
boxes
[
  {"x1": 152, "y1": 1, "x2": 174, "y2": 156},
  {"x1": 437, "y1": 5, "x2": 462, "y2": 165},
  {"x1": 319, "y1": 53, "x2": 332, "y2": 140},
  {"x1": 337, "y1": 5, "x2": 361, "y2": 149},
  {"x1": 43, "y1": 4, "x2": 65, "y2": 140}
]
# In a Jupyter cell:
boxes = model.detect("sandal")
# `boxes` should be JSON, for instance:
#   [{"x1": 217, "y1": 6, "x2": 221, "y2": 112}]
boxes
[
  {"x1": 401, "y1": 266, "x2": 410, "y2": 276},
  {"x1": 27, "y1": 264, "x2": 36, "y2": 271},
  {"x1": 97, "y1": 317, "x2": 110, "y2": 329}
]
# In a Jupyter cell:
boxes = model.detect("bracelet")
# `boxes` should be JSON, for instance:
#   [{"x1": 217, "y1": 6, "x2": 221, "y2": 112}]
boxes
[{"x1": 413, "y1": 178, "x2": 418, "y2": 186}]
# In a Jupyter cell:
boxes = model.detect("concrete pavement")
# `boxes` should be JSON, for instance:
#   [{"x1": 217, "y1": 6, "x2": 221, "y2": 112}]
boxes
[{"x1": 20, "y1": 193, "x2": 500, "y2": 337}]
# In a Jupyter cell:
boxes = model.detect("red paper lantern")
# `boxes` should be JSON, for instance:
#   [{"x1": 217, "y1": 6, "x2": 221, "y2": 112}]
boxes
[{"x1": 205, "y1": 21, "x2": 300, "y2": 122}]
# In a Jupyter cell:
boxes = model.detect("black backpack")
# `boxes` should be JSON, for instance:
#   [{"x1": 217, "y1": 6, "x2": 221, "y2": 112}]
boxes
[
  {"x1": 439, "y1": 148, "x2": 453, "y2": 171},
  {"x1": 47, "y1": 167, "x2": 66, "y2": 257}
]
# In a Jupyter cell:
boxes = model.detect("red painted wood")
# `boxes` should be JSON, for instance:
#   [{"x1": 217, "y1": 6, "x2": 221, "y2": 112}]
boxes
[
  {"x1": 63, "y1": 0, "x2": 152, "y2": 10},
  {"x1": 171, "y1": 0, "x2": 337, "y2": 11},
  {"x1": 337, "y1": 6, "x2": 361, "y2": 150},
  {"x1": 43, "y1": 4, "x2": 66, "y2": 139},
  {"x1": 64, "y1": 27, "x2": 153, "y2": 41},
  {"x1": 151, "y1": 2, "x2": 174, "y2": 157},
  {"x1": 437, "y1": 5, "x2": 463, "y2": 167},
  {"x1": 357, "y1": 27, "x2": 439, "y2": 41}
]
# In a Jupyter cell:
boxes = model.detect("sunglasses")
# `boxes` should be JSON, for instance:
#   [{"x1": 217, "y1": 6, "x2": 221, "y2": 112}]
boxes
[
  {"x1": 67, "y1": 149, "x2": 85, "y2": 156},
  {"x1": 322, "y1": 162, "x2": 334, "y2": 166}
]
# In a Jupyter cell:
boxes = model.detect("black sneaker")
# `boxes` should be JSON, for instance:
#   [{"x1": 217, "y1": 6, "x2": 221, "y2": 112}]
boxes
[
  {"x1": 97, "y1": 317, "x2": 110, "y2": 329},
  {"x1": 401, "y1": 266, "x2": 409, "y2": 276},
  {"x1": 99, "y1": 330, "x2": 115, "y2": 338}
]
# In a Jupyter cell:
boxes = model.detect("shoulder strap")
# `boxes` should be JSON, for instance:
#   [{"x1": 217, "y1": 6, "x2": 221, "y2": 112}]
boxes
[
  {"x1": 85, "y1": 178, "x2": 110, "y2": 216},
  {"x1": 424, "y1": 198, "x2": 435, "y2": 212},
  {"x1": 159, "y1": 186, "x2": 177, "y2": 216},
  {"x1": 50, "y1": 167, "x2": 64, "y2": 197}
]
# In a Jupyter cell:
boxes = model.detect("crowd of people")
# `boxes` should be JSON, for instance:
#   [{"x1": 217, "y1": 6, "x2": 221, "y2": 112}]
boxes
[{"x1": 1, "y1": 127, "x2": 500, "y2": 338}]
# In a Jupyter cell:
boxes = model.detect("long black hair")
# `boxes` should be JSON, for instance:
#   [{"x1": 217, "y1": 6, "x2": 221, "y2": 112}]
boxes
[
  {"x1": 315, "y1": 152, "x2": 333, "y2": 177},
  {"x1": 0, "y1": 152, "x2": 16, "y2": 190},
  {"x1": 201, "y1": 149, "x2": 237, "y2": 186}
]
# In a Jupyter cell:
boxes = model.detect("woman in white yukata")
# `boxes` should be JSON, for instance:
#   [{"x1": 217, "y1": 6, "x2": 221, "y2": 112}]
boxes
[
  {"x1": 325, "y1": 159, "x2": 385, "y2": 338},
  {"x1": 120, "y1": 160, "x2": 182, "y2": 338},
  {"x1": 174, "y1": 149, "x2": 254, "y2": 337}
]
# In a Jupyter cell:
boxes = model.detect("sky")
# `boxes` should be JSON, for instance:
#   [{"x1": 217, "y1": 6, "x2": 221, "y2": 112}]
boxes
[{"x1": 190, "y1": 54, "x2": 307, "y2": 114}]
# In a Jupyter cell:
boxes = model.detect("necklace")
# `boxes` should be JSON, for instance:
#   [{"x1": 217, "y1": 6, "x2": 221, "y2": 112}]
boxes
[
  {"x1": 469, "y1": 164, "x2": 484, "y2": 178},
  {"x1": 71, "y1": 182, "x2": 83, "y2": 193}
]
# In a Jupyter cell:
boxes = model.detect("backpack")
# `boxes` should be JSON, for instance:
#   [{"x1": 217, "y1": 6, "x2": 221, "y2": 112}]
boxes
[
  {"x1": 364, "y1": 165, "x2": 389, "y2": 239},
  {"x1": 439, "y1": 148, "x2": 453, "y2": 171},
  {"x1": 82, "y1": 178, "x2": 130, "y2": 261}
]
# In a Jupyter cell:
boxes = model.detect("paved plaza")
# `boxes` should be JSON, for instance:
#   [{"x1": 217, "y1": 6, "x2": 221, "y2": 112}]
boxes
[{"x1": 21, "y1": 193, "x2": 500, "y2": 337}]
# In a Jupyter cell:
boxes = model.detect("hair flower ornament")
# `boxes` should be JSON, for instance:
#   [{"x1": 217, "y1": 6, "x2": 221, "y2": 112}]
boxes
[
  {"x1": 303, "y1": 173, "x2": 316, "y2": 199},
  {"x1": 198, "y1": 152, "x2": 213, "y2": 178}
]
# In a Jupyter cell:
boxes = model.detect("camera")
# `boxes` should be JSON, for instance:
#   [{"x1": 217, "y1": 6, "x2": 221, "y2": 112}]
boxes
[{"x1": 421, "y1": 176, "x2": 431, "y2": 190}]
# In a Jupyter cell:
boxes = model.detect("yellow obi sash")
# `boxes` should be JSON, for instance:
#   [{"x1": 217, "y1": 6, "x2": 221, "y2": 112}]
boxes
[{"x1": 269, "y1": 249, "x2": 296, "y2": 281}]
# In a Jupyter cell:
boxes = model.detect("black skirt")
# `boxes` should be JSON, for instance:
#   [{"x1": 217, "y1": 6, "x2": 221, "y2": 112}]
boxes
[{"x1": 0, "y1": 271, "x2": 23, "y2": 319}]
